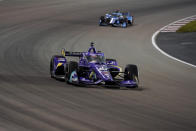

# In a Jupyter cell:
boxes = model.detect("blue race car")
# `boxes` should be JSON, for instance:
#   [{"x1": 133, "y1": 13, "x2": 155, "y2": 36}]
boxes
[
  {"x1": 50, "y1": 43, "x2": 139, "y2": 88},
  {"x1": 99, "y1": 10, "x2": 134, "y2": 28}
]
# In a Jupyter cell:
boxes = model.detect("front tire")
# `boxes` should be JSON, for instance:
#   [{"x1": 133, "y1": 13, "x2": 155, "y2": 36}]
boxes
[
  {"x1": 124, "y1": 64, "x2": 139, "y2": 87},
  {"x1": 99, "y1": 16, "x2": 105, "y2": 26},
  {"x1": 65, "y1": 61, "x2": 79, "y2": 84},
  {"x1": 129, "y1": 16, "x2": 134, "y2": 26},
  {"x1": 122, "y1": 18, "x2": 128, "y2": 28}
]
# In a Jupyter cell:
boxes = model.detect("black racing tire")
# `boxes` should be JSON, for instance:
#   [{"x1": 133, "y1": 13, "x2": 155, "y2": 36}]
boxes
[
  {"x1": 99, "y1": 16, "x2": 105, "y2": 26},
  {"x1": 132, "y1": 16, "x2": 134, "y2": 25},
  {"x1": 50, "y1": 55, "x2": 65, "y2": 78},
  {"x1": 106, "y1": 58, "x2": 119, "y2": 78},
  {"x1": 128, "y1": 16, "x2": 134, "y2": 26},
  {"x1": 128, "y1": 20, "x2": 133, "y2": 26},
  {"x1": 129, "y1": 20, "x2": 134, "y2": 26},
  {"x1": 124, "y1": 64, "x2": 139, "y2": 83},
  {"x1": 50, "y1": 57, "x2": 55, "y2": 78},
  {"x1": 125, "y1": 18, "x2": 128, "y2": 25},
  {"x1": 121, "y1": 18, "x2": 128, "y2": 28},
  {"x1": 124, "y1": 18, "x2": 128, "y2": 23},
  {"x1": 65, "y1": 61, "x2": 78, "y2": 83},
  {"x1": 100, "y1": 16, "x2": 105, "y2": 21},
  {"x1": 119, "y1": 18, "x2": 124, "y2": 24},
  {"x1": 106, "y1": 58, "x2": 116, "y2": 62}
]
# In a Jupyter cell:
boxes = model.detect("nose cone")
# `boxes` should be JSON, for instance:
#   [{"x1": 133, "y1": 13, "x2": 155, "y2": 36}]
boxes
[{"x1": 94, "y1": 65, "x2": 113, "y2": 81}]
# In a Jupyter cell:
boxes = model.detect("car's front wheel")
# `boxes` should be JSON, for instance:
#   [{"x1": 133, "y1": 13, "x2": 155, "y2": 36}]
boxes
[
  {"x1": 65, "y1": 61, "x2": 79, "y2": 84},
  {"x1": 99, "y1": 16, "x2": 105, "y2": 26},
  {"x1": 128, "y1": 16, "x2": 134, "y2": 26},
  {"x1": 122, "y1": 18, "x2": 128, "y2": 28},
  {"x1": 124, "y1": 64, "x2": 139, "y2": 87}
]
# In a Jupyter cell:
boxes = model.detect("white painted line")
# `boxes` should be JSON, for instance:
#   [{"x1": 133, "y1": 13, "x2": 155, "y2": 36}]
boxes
[
  {"x1": 172, "y1": 24, "x2": 188, "y2": 25},
  {"x1": 161, "y1": 31, "x2": 175, "y2": 32},
  {"x1": 161, "y1": 29, "x2": 177, "y2": 32},
  {"x1": 152, "y1": 15, "x2": 196, "y2": 68},
  {"x1": 165, "y1": 26, "x2": 179, "y2": 28},
  {"x1": 176, "y1": 22, "x2": 187, "y2": 23},
  {"x1": 184, "y1": 19, "x2": 195, "y2": 21},
  {"x1": 189, "y1": 18, "x2": 196, "y2": 20},
  {"x1": 169, "y1": 25, "x2": 182, "y2": 27}
]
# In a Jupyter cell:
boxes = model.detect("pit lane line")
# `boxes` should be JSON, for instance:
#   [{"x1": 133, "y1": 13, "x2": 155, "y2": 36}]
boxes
[{"x1": 152, "y1": 15, "x2": 196, "y2": 68}]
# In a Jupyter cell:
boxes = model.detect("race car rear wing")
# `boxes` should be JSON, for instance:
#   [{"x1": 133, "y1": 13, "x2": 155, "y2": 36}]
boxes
[
  {"x1": 61, "y1": 48, "x2": 83, "y2": 57},
  {"x1": 65, "y1": 51, "x2": 83, "y2": 57}
]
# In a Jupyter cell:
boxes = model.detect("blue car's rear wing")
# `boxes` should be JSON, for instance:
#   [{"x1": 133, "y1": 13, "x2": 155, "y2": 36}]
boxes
[
  {"x1": 61, "y1": 48, "x2": 83, "y2": 57},
  {"x1": 65, "y1": 51, "x2": 83, "y2": 57}
]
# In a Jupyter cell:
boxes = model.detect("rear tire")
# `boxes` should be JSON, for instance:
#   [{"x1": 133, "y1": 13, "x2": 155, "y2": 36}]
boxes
[
  {"x1": 106, "y1": 58, "x2": 119, "y2": 78},
  {"x1": 106, "y1": 58, "x2": 116, "y2": 62},
  {"x1": 50, "y1": 57, "x2": 55, "y2": 78},
  {"x1": 50, "y1": 55, "x2": 65, "y2": 78}
]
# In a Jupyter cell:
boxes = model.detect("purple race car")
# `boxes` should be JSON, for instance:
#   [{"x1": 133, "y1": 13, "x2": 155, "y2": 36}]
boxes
[{"x1": 50, "y1": 43, "x2": 139, "y2": 88}]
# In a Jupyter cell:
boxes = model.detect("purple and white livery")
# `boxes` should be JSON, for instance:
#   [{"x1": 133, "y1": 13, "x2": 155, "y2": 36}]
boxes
[{"x1": 50, "y1": 43, "x2": 139, "y2": 88}]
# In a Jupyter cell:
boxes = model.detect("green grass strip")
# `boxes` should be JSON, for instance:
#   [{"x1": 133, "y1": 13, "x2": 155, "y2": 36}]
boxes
[{"x1": 177, "y1": 20, "x2": 196, "y2": 32}]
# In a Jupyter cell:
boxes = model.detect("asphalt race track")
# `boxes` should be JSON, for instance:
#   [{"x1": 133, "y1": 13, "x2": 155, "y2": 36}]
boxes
[
  {"x1": 0, "y1": 0, "x2": 196, "y2": 130},
  {"x1": 157, "y1": 32, "x2": 196, "y2": 66}
]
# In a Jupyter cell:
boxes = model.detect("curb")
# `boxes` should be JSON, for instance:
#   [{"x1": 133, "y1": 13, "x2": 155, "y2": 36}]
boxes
[
  {"x1": 152, "y1": 15, "x2": 196, "y2": 68},
  {"x1": 161, "y1": 15, "x2": 196, "y2": 32}
]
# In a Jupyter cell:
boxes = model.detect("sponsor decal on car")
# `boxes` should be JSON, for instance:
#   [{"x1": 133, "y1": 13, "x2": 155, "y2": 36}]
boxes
[{"x1": 69, "y1": 71, "x2": 78, "y2": 83}]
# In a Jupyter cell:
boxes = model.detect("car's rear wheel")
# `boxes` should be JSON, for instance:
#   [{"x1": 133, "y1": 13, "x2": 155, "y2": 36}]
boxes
[
  {"x1": 106, "y1": 58, "x2": 116, "y2": 62},
  {"x1": 106, "y1": 58, "x2": 117, "y2": 64},
  {"x1": 106, "y1": 58, "x2": 119, "y2": 78},
  {"x1": 50, "y1": 56, "x2": 55, "y2": 78},
  {"x1": 50, "y1": 55, "x2": 65, "y2": 78}
]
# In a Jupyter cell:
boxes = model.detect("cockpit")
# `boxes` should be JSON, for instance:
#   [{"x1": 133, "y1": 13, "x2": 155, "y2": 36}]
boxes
[
  {"x1": 84, "y1": 42, "x2": 105, "y2": 64},
  {"x1": 86, "y1": 54, "x2": 105, "y2": 64}
]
